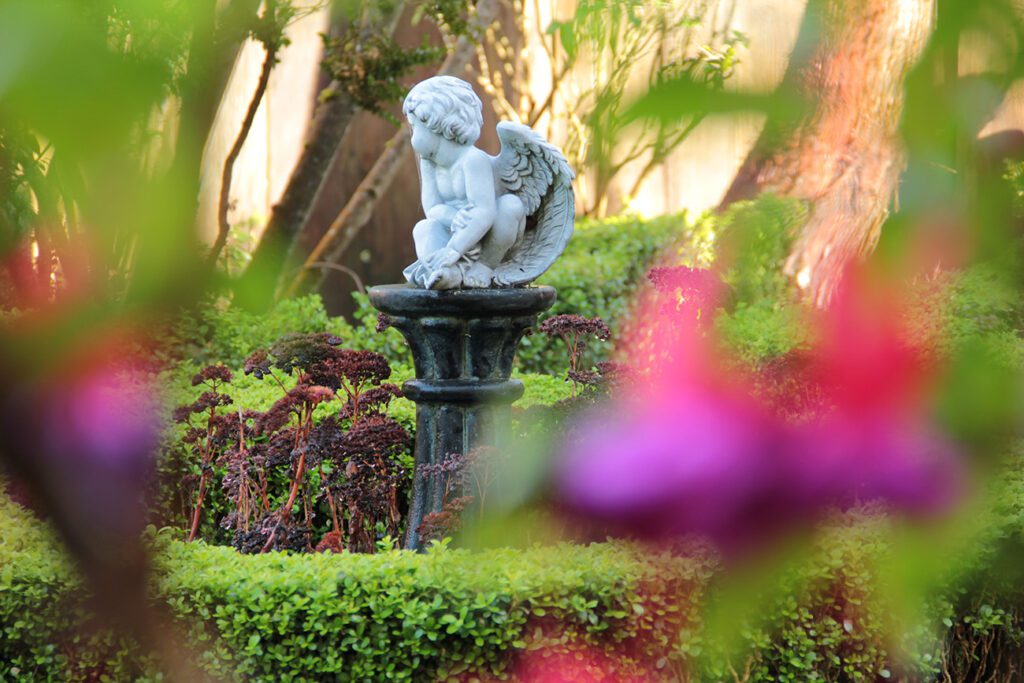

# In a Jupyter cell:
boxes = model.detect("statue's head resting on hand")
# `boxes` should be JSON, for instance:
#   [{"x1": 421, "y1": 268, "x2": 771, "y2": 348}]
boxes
[
  {"x1": 404, "y1": 76, "x2": 483, "y2": 150},
  {"x1": 401, "y1": 76, "x2": 575, "y2": 291}
]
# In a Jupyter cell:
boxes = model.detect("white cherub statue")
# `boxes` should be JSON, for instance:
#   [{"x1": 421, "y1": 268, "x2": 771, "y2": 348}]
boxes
[{"x1": 401, "y1": 76, "x2": 575, "y2": 290}]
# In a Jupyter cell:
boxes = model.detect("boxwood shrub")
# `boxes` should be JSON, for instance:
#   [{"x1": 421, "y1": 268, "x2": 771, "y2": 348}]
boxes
[
  {"x1": 4, "y1": 449, "x2": 1024, "y2": 682},
  {"x1": 0, "y1": 493, "x2": 709, "y2": 682}
]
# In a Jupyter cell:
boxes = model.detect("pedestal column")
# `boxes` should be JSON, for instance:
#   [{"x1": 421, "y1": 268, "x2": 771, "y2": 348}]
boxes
[{"x1": 368, "y1": 284, "x2": 555, "y2": 550}]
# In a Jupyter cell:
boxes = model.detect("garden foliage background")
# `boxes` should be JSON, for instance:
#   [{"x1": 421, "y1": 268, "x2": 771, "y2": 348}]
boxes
[
  {"x1": 2, "y1": 0, "x2": 1024, "y2": 681},
  {"x1": 4, "y1": 196, "x2": 1024, "y2": 680}
]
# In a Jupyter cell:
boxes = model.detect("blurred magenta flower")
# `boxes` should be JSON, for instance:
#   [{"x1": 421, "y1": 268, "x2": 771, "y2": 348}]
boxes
[
  {"x1": 807, "y1": 268, "x2": 935, "y2": 417},
  {"x1": 555, "y1": 266, "x2": 962, "y2": 551},
  {"x1": 51, "y1": 366, "x2": 159, "y2": 471},
  {"x1": 0, "y1": 338, "x2": 161, "y2": 613},
  {"x1": 791, "y1": 414, "x2": 961, "y2": 515},
  {"x1": 510, "y1": 641, "x2": 628, "y2": 682},
  {"x1": 558, "y1": 386, "x2": 787, "y2": 546},
  {"x1": 26, "y1": 354, "x2": 161, "y2": 544}
]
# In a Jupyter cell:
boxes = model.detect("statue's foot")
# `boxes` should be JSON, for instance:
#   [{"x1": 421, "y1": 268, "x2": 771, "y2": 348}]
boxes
[
  {"x1": 425, "y1": 265, "x2": 462, "y2": 290},
  {"x1": 403, "y1": 260, "x2": 430, "y2": 287},
  {"x1": 462, "y1": 262, "x2": 494, "y2": 288}
]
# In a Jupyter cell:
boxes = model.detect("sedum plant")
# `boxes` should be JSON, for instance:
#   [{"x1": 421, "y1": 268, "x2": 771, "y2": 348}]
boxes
[{"x1": 170, "y1": 332, "x2": 410, "y2": 554}]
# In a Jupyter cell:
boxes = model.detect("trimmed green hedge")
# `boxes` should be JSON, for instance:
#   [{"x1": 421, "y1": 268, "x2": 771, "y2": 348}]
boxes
[
  {"x1": 159, "y1": 541, "x2": 707, "y2": 681},
  {"x1": 4, "y1": 450, "x2": 1024, "y2": 681},
  {"x1": 0, "y1": 493, "x2": 708, "y2": 682}
]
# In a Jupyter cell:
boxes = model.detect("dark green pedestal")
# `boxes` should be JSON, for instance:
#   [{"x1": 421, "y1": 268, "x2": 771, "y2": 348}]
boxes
[{"x1": 368, "y1": 285, "x2": 555, "y2": 550}]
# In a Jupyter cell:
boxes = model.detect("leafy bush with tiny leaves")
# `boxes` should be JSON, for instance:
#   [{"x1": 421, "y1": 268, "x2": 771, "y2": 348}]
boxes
[
  {"x1": 715, "y1": 300, "x2": 811, "y2": 366},
  {"x1": 716, "y1": 194, "x2": 808, "y2": 308},
  {"x1": 691, "y1": 511, "x2": 900, "y2": 682},
  {"x1": 518, "y1": 210, "x2": 711, "y2": 373},
  {"x1": 169, "y1": 293, "x2": 410, "y2": 370},
  {"x1": 6, "y1": 451, "x2": 1024, "y2": 682},
  {"x1": 942, "y1": 263, "x2": 1022, "y2": 358},
  {"x1": 1004, "y1": 159, "x2": 1024, "y2": 217},
  {"x1": 706, "y1": 195, "x2": 811, "y2": 366},
  {"x1": 0, "y1": 491, "x2": 711, "y2": 682}
]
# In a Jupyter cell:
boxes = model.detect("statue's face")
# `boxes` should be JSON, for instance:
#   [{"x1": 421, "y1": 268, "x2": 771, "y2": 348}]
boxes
[{"x1": 409, "y1": 116, "x2": 442, "y2": 160}]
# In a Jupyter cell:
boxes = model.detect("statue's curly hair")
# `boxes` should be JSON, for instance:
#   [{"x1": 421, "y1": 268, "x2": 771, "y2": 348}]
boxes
[{"x1": 403, "y1": 76, "x2": 483, "y2": 146}]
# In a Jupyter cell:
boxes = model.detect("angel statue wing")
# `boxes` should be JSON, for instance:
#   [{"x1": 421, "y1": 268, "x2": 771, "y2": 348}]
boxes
[{"x1": 491, "y1": 121, "x2": 575, "y2": 287}]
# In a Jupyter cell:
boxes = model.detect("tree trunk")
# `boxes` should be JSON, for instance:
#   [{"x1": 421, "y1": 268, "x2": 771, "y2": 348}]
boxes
[
  {"x1": 723, "y1": 0, "x2": 935, "y2": 306},
  {"x1": 237, "y1": 4, "x2": 407, "y2": 309},
  {"x1": 236, "y1": 82, "x2": 361, "y2": 306}
]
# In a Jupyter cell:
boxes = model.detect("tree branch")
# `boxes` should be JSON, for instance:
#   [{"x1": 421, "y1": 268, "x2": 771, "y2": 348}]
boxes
[
  {"x1": 626, "y1": 113, "x2": 706, "y2": 202},
  {"x1": 209, "y1": 41, "x2": 278, "y2": 266},
  {"x1": 238, "y1": 2, "x2": 408, "y2": 307},
  {"x1": 174, "y1": 0, "x2": 263, "y2": 226}
]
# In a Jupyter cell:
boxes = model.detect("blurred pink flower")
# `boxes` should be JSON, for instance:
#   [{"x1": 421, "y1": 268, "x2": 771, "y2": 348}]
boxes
[
  {"x1": 510, "y1": 642, "x2": 635, "y2": 682},
  {"x1": 64, "y1": 371, "x2": 158, "y2": 468},
  {"x1": 42, "y1": 361, "x2": 159, "y2": 476},
  {"x1": 808, "y1": 268, "x2": 934, "y2": 417},
  {"x1": 791, "y1": 414, "x2": 961, "y2": 515},
  {"x1": 558, "y1": 387, "x2": 784, "y2": 544},
  {"x1": 555, "y1": 267, "x2": 962, "y2": 551}
]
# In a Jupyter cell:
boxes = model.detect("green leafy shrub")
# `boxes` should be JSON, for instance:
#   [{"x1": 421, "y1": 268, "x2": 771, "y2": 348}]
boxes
[
  {"x1": 1003, "y1": 160, "x2": 1024, "y2": 217},
  {"x1": 708, "y1": 195, "x2": 810, "y2": 367},
  {"x1": 929, "y1": 446, "x2": 1024, "y2": 681},
  {"x1": 709, "y1": 198, "x2": 1023, "y2": 373},
  {"x1": 715, "y1": 194, "x2": 807, "y2": 308},
  {"x1": 519, "y1": 211, "x2": 712, "y2": 374},
  {"x1": 0, "y1": 493, "x2": 710, "y2": 682},
  {"x1": 512, "y1": 370, "x2": 574, "y2": 409},
  {"x1": 942, "y1": 263, "x2": 1022, "y2": 357},
  {"x1": 6, "y1": 453, "x2": 1024, "y2": 682},
  {"x1": 693, "y1": 513, "x2": 899, "y2": 683},
  {"x1": 714, "y1": 301, "x2": 810, "y2": 367},
  {"x1": 171, "y1": 294, "x2": 410, "y2": 370}
]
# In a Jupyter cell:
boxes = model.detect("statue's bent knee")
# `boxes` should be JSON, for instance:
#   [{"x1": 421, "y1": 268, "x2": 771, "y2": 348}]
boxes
[
  {"x1": 412, "y1": 219, "x2": 433, "y2": 239},
  {"x1": 498, "y1": 194, "x2": 526, "y2": 221},
  {"x1": 496, "y1": 195, "x2": 526, "y2": 244}
]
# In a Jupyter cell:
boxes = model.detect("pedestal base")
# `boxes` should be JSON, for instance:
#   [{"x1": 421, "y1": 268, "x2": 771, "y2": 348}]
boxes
[{"x1": 368, "y1": 285, "x2": 555, "y2": 550}]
